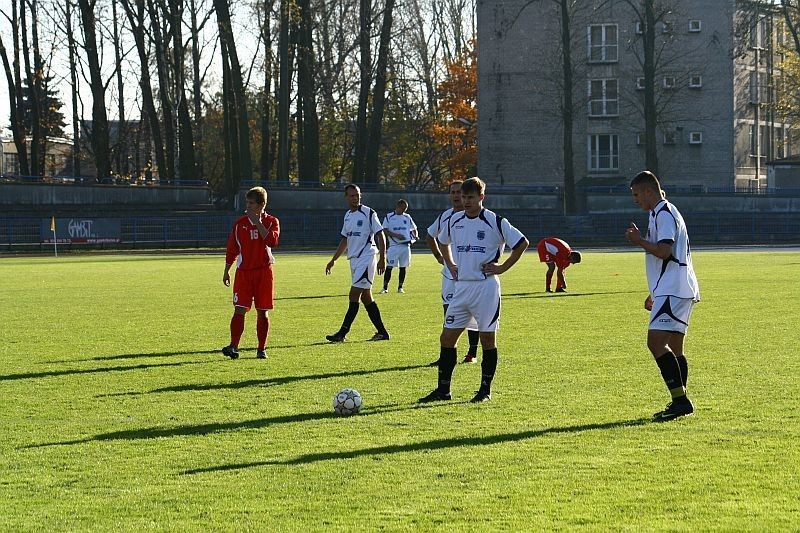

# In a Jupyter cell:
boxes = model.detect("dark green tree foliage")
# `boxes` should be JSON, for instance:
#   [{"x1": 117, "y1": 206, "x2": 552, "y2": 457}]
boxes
[{"x1": 21, "y1": 74, "x2": 66, "y2": 138}]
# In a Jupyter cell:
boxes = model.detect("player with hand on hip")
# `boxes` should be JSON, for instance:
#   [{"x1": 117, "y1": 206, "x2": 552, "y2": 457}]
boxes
[{"x1": 381, "y1": 199, "x2": 418, "y2": 294}]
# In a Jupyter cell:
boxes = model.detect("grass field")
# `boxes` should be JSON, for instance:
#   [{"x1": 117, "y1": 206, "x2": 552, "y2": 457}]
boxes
[{"x1": 1, "y1": 249, "x2": 799, "y2": 530}]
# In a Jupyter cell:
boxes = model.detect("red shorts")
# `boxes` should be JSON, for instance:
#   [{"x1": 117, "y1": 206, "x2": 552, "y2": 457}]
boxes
[{"x1": 232, "y1": 265, "x2": 274, "y2": 311}]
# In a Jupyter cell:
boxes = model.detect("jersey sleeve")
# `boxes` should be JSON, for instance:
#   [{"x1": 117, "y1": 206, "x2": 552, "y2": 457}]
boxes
[
  {"x1": 369, "y1": 209, "x2": 383, "y2": 235},
  {"x1": 655, "y1": 210, "x2": 677, "y2": 244},
  {"x1": 382, "y1": 214, "x2": 391, "y2": 230},
  {"x1": 501, "y1": 218, "x2": 526, "y2": 249},
  {"x1": 225, "y1": 221, "x2": 240, "y2": 265},
  {"x1": 265, "y1": 215, "x2": 280, "y2": 248},
  {"x1": 340, "y1": 213, "x2": 347, "y2": 238},
  {"x1": 427, "y1": 212, "x2": 443, "y2": 238},
  {"x1": 437, "y1": 218, "x2": 452, "y2": 245}
]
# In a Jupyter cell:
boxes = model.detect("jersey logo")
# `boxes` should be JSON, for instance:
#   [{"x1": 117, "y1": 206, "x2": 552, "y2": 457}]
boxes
[
  {"x1": 477, "y1": 230, "x2": 485, "y2": 240},
  {"x1": 456, "y1": 244, "x2": 487, "y2": 253},
  {"x1": 445, "y1": 315, "x2": 455, "y2": 325},
  {"x1": 357, "y1": 220, "x2": 363, "y2": 227}
]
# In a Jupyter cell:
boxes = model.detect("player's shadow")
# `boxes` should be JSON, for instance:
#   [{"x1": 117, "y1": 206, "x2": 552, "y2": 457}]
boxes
[
  {"x1": 64, "y1": 349, "x2": 222, "y2": 363},
  {"x1": 98, "y1": 363, "x2": 428, "y2": 397},
  {"x1": 182, "y1": 417, "x2": 652, "y2": 474},
  {"x1": 504, "y1": 290, "x2": 641, "y2": 299},
  {"x1": 24, "y1": 401, "x2": 451, "y2": 449},
  {"x1": 0, "y1": 360, "x2": 212, "y2": 382},
  {"x1": 275, "y1": 294, "x2": 339, "y2": 301}
]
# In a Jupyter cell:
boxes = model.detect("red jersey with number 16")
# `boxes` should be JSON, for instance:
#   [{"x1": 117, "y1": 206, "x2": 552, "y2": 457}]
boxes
[{"x1": 226, "y1": 213, "x2": 280, "y2": 270}]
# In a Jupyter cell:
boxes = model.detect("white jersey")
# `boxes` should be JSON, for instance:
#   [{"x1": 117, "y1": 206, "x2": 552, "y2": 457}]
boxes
[
  {"x1": 438, "y1": 208, "x2": 526, "y2": 281},
  {"x1": 340, "y1": 205, "x2": 383, "y2": 260},
  {"x1": 427, "y1": 207, "x2": 460, "y2": 280},
  {"x1": 644, "y1": 199, "x2": 700, "y2": 300},
  {"x1": 382, "y1": 212, "x2": 417, "y2": 247}
]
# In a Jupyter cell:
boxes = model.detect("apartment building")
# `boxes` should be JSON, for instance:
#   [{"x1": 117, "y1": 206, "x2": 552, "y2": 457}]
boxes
[{"x1": 477, "y1": 0, "x2": 791, "y2": 189}]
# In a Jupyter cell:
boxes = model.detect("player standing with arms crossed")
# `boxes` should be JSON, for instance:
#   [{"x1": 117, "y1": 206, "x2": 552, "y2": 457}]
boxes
[
  {"x1": 426, "y1": 181, "x2": 481, "y2": 365},
  {"x1": 325, "y1": 184, "x2": 391, "y2": 342},
  {"x1": 380, "y1": 199, "x2": 418, "y2": 294},
  {"x1": 419, "y1": 177, "x2": 529, "y2": 403},
  {"x1": 625, "y1": 170, "x2": 700, "y2": 421},
  {"x1": 222, "y1": 187, "x2": 281, "y2": 360}
]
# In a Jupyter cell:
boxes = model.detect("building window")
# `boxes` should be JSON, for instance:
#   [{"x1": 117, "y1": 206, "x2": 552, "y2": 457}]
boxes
[
  {"x1": 588, "y1": 24, "x2": 618, "y2": 63},
  {"x1": 663, "y1": 76, "x2": 676, "y2": 89},
  {"x1": 636, "y1": 132, "x2": 646, "y2": 146},
  {"x1": 588, "y1": 134, "x2": 619, "y2": 171},
  {"x1": 689, "y1": 20, "x2": 702, "y2": 32},
  {"x1": 636, "y1": 77, "x2": 645, "y2": 90},
  {"x1": 663, "y1": 131, "x2": 677, "y2": 145},
  {"x1": 750, "y1": 125, "x2": 787, "y2": 158},
  {"x1": 689, "y1": 75, "x2": 703, "y2": 88},
  {"x1": 635, "y1": 21, "x2": 644, "y2": 35},
  {"x1": 689, "y1": 132, "x2": 703, "y2": 144},
  {"x1": 588, "y1": 79, "x2": 619, "y2": 117},
  {"x1": 749, "y1": 71, "x2": 771, "y2": 104}
]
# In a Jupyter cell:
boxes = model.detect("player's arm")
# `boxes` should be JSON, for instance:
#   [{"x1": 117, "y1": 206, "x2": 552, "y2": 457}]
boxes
[
  {"x1": 223, "y1": 225, "x2": 239, "y2": 285},
  {"x1": 326, "y1": 237, "x2": 348, "y2": 275},
  {"x1": 483, "y1": 237, "x2": 530, "y2": 275},
  {"x1": 625, "y1": 222, "x2": 673, "y2": 259},
  {"x1": 264, "y1": 215, "x2": 280, "y2": 247},
  {"x1": 426, "y1": 234, "x2": 445, "y2": 264},
  {"x1": 440, "y1": 241, "x2": 458, "y2": 280},
  {"x1": 375, "y1": 229, "x2": 386, "y2": 275}
]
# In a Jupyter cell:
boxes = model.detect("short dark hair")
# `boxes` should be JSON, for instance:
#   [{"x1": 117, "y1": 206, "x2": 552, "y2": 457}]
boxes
[
  {"x1": 344, "y1": 183, "x2": 360, "y2": 194},
  {"x1": 461, "y1": 177, "x2": 485, "y2": 195},
  {"x1": 569, "y1": 251, "x2": 582, "y2": 264},
  {"x1": 246, "y1": 186, "x2": 268, "y2": 205},
  {"x1": 630, "y1": 170, "x2": 662, "y2": 192},
  {"x1": 396, "y1": 199, "x2": 408, "y2": 209}
]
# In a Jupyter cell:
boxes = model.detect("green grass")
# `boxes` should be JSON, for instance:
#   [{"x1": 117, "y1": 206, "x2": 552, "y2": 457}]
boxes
[{"x1": 1, "y1": 250, "x2": 799, "y2": 530}]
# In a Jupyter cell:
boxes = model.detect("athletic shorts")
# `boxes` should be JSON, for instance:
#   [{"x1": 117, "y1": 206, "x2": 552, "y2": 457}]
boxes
[
  {"x1": 444, "y1": 276, "x2": 501, "y2": 332},
  {"x1": 649, "y1": 295, "x2": 695, "y2": 334},
  {"x1": 233, "y1": 265, "x2": 274, "y2": 311},
  {"x1": 386, "y1": 245, "x2": 411, "y2": 268},
  {"x1": 350, "y1": 254, "x2": 377, "y2": 289},
  {"x1": 442, "y1": 277, "x2": 478, "y2": 330}
]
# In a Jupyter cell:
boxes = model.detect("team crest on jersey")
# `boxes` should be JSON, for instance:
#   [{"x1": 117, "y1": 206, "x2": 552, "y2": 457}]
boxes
[
  {"x1": 477, "y1": 230, "x2": 485, "y2": 240},
  {"x1": 357, "y1": 220, "x2": 363, "y2": 227}
]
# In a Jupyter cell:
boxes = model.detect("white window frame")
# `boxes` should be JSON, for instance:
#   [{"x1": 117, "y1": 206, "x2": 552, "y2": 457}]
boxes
[
  {"x1": 636, "y1": 132, "x2": 646, "y2": 146},
  {"x1": 588, "y1": 79, "x2": 619, "y2": 117},
  {"x1": 689, "y1": 75, "x2": 703, "y2": 88},
  {"x1": 635, "y1": 21, "x2": 644, "y2": 35},
  {"x1": 689, "y1": 20, "x2": 702, "y2": 33},
  {"x1": 636, "y1": 77, "x2": 646, "y2": 90},
  {"x1": 689, "y1": 132, "x2": 703, "y2": 144},
  {"x1": 663, "y1": 76, "x2": 676, "y2": 89},
  {"x1": 663, "y1": 131, "x2": 677, "y2": 145},
  {"x1": 588, "y1": 134, "x2": 619, "y2": 171},
  {"x1": 588, "y1": 24, "x2": 618, "y2": 63}
]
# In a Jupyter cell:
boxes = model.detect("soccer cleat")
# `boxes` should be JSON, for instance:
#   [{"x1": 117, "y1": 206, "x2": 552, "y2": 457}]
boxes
[
  {"x1": 555, "y1": 287, "x2": 566, "y2": 293},
  {"x1": 325, "y1": 332, "x2": 347, "y2": 343},
  {"x1": 545, "y1": 288, "x2": 553, "y2": 293},
  {"x1": 462, "y1": 354, "x2": 477, "y2": 364},
  {"x1": 222, "y1": 345, "x2": 240, "y2": 360},
  {"x1": 470, "y1": 390, "x2": 492, "y2": 403},
  {"x1": 397, "y1": 287, "x2": 405, "y2": 293},
  {"x1": 417, "y1": 389, "x2": 452, "y2": 403},
  {"x1": 427, "y1": 359, "x2": 440, "y2": 367},
  {"x1": 256, "y1": 350, "x2": 267, "y2": 359},
  {"x1": 368, "y1": 332, "x2": 390, "y2": 341},
  {"x1": 652, "y1": 397, "x2": 694, "y2": 422},
  {"x1": 379, "y1": 288, "x2": 388, "y2": 294}
]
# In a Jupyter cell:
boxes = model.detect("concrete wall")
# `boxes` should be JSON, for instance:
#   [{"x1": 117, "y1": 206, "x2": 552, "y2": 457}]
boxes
[
  {"x1": 587, "y1": 192, "x2": 800, "y2": 213},
  {"x1": 0, "y1": 183, "x2": 210, "y2": 206}
]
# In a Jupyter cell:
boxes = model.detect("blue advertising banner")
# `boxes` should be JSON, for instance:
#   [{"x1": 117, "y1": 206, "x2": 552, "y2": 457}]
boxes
[{"x1": 41, "y1": 218, "x2": 122, "y2": 243}]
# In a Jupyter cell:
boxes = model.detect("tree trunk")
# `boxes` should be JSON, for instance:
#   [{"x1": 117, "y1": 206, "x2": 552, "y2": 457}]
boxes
[
  {"x1": 352, "y1": 0, "x2": 371, "y2": 183},
  {"x1": 189, "y1": 0, "x2": 204, "y2": 181},
  {"x1": 221, "y1": 38, "x2": 241, "y2": 201},
  {"x1": 170, "y1": 0, "x2": 197, "y2": 182},
  {"x1": 112, "y1": 0, "x2": 127, "y2": 175},
  {"x1": 20, "y1": 0, "x2": 43, "y2": 177},
  {"x1": 365, "y1": 0, "x2": 395, "y2": 184},
  {"x1": 78, "y1": 0, "x2": 111, "y2": 179},
  {"x1": 296, "y1": 0, "x2": 320, "y2": 186},
  {"x1": 147, "y1": 0, "x2": 176, "y2": 182},
  {"x1": 277, "y1": 0, "x2": 290, "y2": 182},
  {"x1": 559, "y1": 0, "x2": 576, "y2": 214},
  {"x1": 0, "y1": 23, "x2": 30, "y2": 176},
  {"x1": 259, "y1": 0, "x2": 273, "y2": 182},
  {"x1": 65, "y1": 0, "x2": 81, "y2": 175},
  {"x1": 643, "y1": 0, "x2": 659, "y2": 175}
]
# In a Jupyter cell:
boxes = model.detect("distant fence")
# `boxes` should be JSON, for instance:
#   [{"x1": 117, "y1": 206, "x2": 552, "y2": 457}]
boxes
[{"x1": 2, "y1": 211, "x2": 798, "y2": 251}]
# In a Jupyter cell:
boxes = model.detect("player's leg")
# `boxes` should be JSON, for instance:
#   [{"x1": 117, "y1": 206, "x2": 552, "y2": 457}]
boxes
[
  {"x1": 464, "y1": 329, "x2": 480, "y2": 363},
  {"x1": 253, "y1": 266, "x2": 274, "y2": 358},
  {"x1": 255, "y1": 310, "x2": 270, "y2": 358},
  {"x1": 223, "y1": 305, "x2": 247, "y2": 359},
  {"x1": 667, "y1": 333, "x2": 688, "y2": 388},
  {"x1": 545, "y1": 262, "x2": 555, "y2": 292},
  {"x1": 418, "y1": 327, "x2": 464, "y2": 402},
  {"x1": 555, "y1": 266, "x2": 566, "y2": 292},
  {"x1": 397, "y1": 246, "x2": 410, "y2": 293},
  {"x1": 326, "y1": 285, "x2": 362, "y2": 343},
  {"x1": 381, "y1": 267, "x2": 393, "y2": 293},
  {"x1": 398, "y1": 267, "x2": 406, "y2": 292},
  {"x1": 224, "y1": 269, "x2": 252, "y2": 359},
  {"x1": 469, "y1": 278, "x2": 501, "y2": 402},
  {"x1": 354, "y1": 256, "x2": 388, "y2": 340},
  {"x1": 648, "y1": 297, "x2": 693, "y2": 420}
]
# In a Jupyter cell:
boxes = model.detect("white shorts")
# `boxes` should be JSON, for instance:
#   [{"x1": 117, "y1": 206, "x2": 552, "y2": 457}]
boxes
[
  {"x1": 350, "y1": 255, "x2": 377, "y2": 289},
  {"x1": 649, "y1": 295, "x2": 695, "y2": 334},
  {"x1": 441, "y1": 277, "x2": 478, "y2": 330},
  {"x1": 387, "y1": 245, "x2": 411, "y2": 268},
  {"x1": 444, "y1": 277, "x2": 501, "y2": 332}
]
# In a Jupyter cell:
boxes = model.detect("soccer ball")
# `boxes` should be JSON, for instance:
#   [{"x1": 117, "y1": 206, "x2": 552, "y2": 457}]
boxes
[{"x1": 333, "y1": 388, "x2": 363, "y2": 416}]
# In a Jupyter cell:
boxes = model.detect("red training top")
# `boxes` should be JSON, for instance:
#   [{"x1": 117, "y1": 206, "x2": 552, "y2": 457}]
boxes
[
  {"x1": 537, "y1": 237, "x2": 573, "y2": 269},
  {"x1": 225, "y1": 213, "x2": 280, "y2": 270}
]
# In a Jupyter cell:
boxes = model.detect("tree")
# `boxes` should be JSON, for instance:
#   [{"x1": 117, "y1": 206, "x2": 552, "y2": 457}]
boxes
[
  {"x1": 0, "y1": 0, "x2": 31, "y2": 176},
  {"x1": 21, "y1": 73, "x2": 66, "y2": 137}
]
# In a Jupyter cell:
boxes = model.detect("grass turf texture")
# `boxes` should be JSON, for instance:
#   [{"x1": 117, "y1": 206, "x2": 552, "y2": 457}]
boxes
[{"x1": 1, "y1": 250, "x2": 799, "y2": 530}]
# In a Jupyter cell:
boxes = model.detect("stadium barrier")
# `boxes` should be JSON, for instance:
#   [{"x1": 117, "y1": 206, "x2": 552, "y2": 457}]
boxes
[{"x1": 1, "y1": 211, "x2": 798, "y2": 252}]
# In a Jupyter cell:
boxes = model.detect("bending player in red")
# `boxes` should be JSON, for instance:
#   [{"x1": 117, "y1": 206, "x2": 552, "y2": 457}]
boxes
[
  {"x1": 222, "y1": 186, "x2": 280, "y2": 360},
  {"x1": 536, "y1": 237, "x2": 581, "y2": 293}
]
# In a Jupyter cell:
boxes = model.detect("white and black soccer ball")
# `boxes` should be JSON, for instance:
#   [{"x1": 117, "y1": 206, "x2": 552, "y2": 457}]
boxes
[{"x1": 333, "y1": 388, "x2": 363, "y2": 416}]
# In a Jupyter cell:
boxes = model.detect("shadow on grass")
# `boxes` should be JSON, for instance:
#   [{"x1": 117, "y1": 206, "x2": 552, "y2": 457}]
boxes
[
  {"x1": 0, "y1": 360, "x2": 211, "y2": 381},
  {"x1": 64, "y1": 349, "x2": 222, "y2": 363},
  {"x1": 182, "y1": 417, "x2": 652, "y2": 474},
  {"x1": 274, "y1": 294, "x2": 339, "y2": 301},
  {"x1": 504, "y1": 290, "x2": 642, "y2": 299},
  {"x1": 25, "y1": 400, "x2": 451, "y2": 448},
  {"x1": 98, "y1": 363, "x2": 428, "y2": 397}
]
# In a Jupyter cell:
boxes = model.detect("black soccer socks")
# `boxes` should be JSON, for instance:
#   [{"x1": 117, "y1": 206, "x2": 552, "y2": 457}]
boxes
[
  {"x1": 656, "y1": 351, "x2": 686, "y2": 398},
  {"x1": 480, "y1": 348, "x2": 498, "y2": 392},
  {"x1": 438, "y1": 347, "x2": 458, "y2": 392},
  {"x1": 364, "y1": 301, "x2": 388, "y2": 336},
  {"x1": 339, "y1": 301, "x2": 360, "y2": 334},
  {"x1": 467, "y1": 330, "x2": 480, "y2": 356},
  {"x1": 676, "y1": 354, "x2": 688, "y2": 388}
]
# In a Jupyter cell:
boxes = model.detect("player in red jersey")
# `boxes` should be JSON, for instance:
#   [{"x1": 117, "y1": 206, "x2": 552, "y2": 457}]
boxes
[
  {"x1": 222, "y1": 187, "x2": 280, "y2": 360},
  {"x1": 536, "y1": 237, "x2": 581, "y2": 293}
]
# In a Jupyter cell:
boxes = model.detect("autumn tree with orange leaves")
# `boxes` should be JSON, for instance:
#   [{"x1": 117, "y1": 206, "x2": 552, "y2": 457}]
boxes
[{"x1": 429, "y1": 41, "x2": 477, "y2": 183}]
